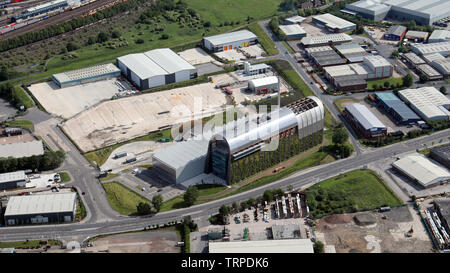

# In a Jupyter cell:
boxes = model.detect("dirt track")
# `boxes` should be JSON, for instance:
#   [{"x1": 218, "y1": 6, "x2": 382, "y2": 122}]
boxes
[{"x1": 0, "y1": 0, "x2": 119, "y2": 40}]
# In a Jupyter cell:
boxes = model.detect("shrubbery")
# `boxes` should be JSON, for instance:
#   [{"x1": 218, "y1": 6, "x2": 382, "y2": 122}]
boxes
[{"x1": 0, "y1": 150, "x2": 66, "y2": 173}]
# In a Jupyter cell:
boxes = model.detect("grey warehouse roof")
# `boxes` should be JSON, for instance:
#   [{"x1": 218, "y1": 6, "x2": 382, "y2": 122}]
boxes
[
  {"x1": 152, "y1": 140, "x2": 209, "y2": 171},
  {"x1": 279, "y1": 24, "x2": 306, "y2": 36},
  {"x1": 0, "y1": 140, "x2": 44, "y2": 158},
  {"x1": 52, "y1": 63, "x2": 120, "y2": 84},
  {"x1": 209, "y1": 239, "x2": 314, "y2": 253},
  {"x1": 117, "y1": 48, "x2": 195, "y2": 80},
  {"x1": 346, "y1": 103, "x2": 386, "y2": 130},
  {"x1": 375, "y1": 92, "x2": 420, "y2": 121},
  {"x1": 386, "y1": 25, "x2": 406, "y2": 37},
  {"x1": 5, "y1": 192, "x2": 77, "y2": 216},
  {"x1": 203, "y1": 30, "x2": 257, "y2": 46},
  {"x1": 0, "y1": 171, "x2": 26, "y2": 184}
]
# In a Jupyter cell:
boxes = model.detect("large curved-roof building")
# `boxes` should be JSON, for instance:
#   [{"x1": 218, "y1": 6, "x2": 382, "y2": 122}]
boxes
[
  {"x1": 152, "y1": 97, "x2": 325, "y2": 186},
  {"x1": 205, "y1": 96, "x2": 324, "y2": 185}
]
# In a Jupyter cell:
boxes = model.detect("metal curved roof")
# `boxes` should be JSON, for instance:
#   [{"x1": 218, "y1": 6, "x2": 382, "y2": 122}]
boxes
[{"x1": 213, "y1": 96, "x2": 324, "y2": 154}]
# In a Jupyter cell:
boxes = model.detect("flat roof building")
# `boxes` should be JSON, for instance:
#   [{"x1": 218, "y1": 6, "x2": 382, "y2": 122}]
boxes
[
  {"x1": 392, "y1": 153, "x2": 450, "y2": 188},
  {"x1": 422, "y1": 53, "x2": 446, "y2": 65},
  {"x1": 374, "y1": 92, "x2": 421, "y2": 124},
  {"x1": 248, "y1": 76, "x2": 280, "y2": 92},
  {"x1": 203, "y1": 30, "x2": 257, "y2": 52},
  {"x1": 346, "y1": 0, "x2": 450, "y2": 25},
  {"x1": 4, "y1": 192, "x2": 77, "y2": 226},
  {"x1": 0, "y1": 140, "x2": 44, "y2": 158},
  {"x1": 0, "y1": 171, "x2": 28, "y2": 191},
  {"x1": 209, "y1": 239, "x2": 314, "y2": 253},
  {"x1": 398, "y1": 87, "x2": 450, "y2": 121},
  {"x1": 52, "y1": 63, "x2": 121, "y2": 88},
  {"x1": 335, "y1": 43, "x2": 369, "y2": 63},
  {"x1": 285, "y1": 15, "x2": 306, "y2": 25},
  {"x1": 279, "y1": 24, "x2": 307, "y2": 40},
  {"x1": 428, "y1": 30, "x2": 450, "y2": 43},
  {"x1": 416, "y1": 64, "x2": 443, "y2": 80},
  {"x1": 411, "y1": 41, "x2": 450, "y2": 56},
  {"x1": 152, "y1": 140, "x2": 209, "y2": 185},
  {"x1": 405, "y1": 30, "x2": 429, "y2": 42},
  {"x1": 384, "y1": 25, "x2": 407, "y2": 41},
  {"x1": 300, "y1": 33, "x2": 352, "y2": 47},
  {"x1": 403, "y1": 52, "x2": 426, "y2": 66},
  {"x1": 117, "y1": 48, "x2": 197, "y2": 90},
  {"x1": 434, "y1": 199, "x2": 450, "y2": 235},
  {"x1": 309, "y1": 49, "x2": 347, "y2": 68},
  {"x1": 312, "y1": 13, "x2": 356, "y2": 32},
  {"x1": 333, "y1": 75, "x2": 367, "y2": 92},
  {"x1": 431, "y1": 58, "x2": 450, "y2": 78},
  {"x1": 344, "y1": 103, "x2": 387, "y2": 138},
  {"x1": 430, "y1": 144, "x2": 450, "y2": 169}
]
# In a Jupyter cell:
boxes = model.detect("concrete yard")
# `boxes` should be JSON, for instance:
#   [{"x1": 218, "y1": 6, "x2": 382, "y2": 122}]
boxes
[
  {"x1": 178, "y1": 47, "x2": 220, "y2": 66},
  {"x1": 88, "y1": 230, "x2": 181, "y2": 253},
  {"x1": 315, "y1": 206, "x2": 434, "y2": 253},
  {"x1": 215, "y1": 49, "x2": 247, "y2": 63},
  {"x1": 0, "y1": 131, "x2": 35, "y2": 145},
  {"x1": 28, "y1": 78, "x2": 123, "y2": 119}
]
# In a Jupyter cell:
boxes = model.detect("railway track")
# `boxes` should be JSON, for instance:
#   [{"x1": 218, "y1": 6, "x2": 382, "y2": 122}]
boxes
[{"x1": 0, "y1": 0, "x2": 119, "y2": 40}]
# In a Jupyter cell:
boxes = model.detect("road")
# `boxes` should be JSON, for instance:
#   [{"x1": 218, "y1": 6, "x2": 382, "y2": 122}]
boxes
[{"x1": 1, "y1": 18, "x2": 449, "y2": 245}]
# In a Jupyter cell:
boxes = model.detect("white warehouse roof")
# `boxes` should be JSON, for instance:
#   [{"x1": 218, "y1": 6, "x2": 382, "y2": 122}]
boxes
[
  {"x1": 0, "y1": 171, "x2": 26, "y2": 184},
  {"x1": 52, "y1": 63, "x2": 120, "y2": 84},
  {"x1": 209, "y1": 239, "x2": 314, "y2": 253},
  {"x1": 117, "y1": 48, "x2": 195, "y2": 80},
  {"x1": 393, "y1": 153, "x2": 450, "y2": 187},
  {"x1": 398, "y1": 87, "x2": 450, "y2": 121},
  {"x1": 285, "y1": 15, "x2": 306, "y2": 24},
  {"x1": 301, "y1": 33, "x2": 352, "y2": 46},
  {"x1": 4, "y1": 192, "x2": 77, "y2": 217},
  {"x1": 428, "y1": 30, "x2": 450, "y2": 43},
  {"x1": 412, "y1": 41, "x2": 450, "y2": 56},
  {"x1": 345, "y1": 103, "x2": 386, "y2": 130},
  {"x1": 248, "y1": 76, "x2": 279, "y2": 88},
  {"x1": 203, "y1": 30, "x2": 257, "y2": 46},
  {"x1": 279, "y1": 24, "x2": 306, "y2": 36},
  {"x1": 0, "y1": 140, "x2": 44, "y2": 158},
  {"x1": 313, "y1": 13, "x2": 356, "y2": 30},
  {"x1": 364, "y1": 55, "x2": 391, "y2": 68}
]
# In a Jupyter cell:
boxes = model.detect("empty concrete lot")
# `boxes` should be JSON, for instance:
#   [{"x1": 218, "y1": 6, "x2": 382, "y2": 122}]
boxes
[
  {"x1": 178, "y1": 47, "x2": 219, "y2": 66},
  {"x1": 28, "y1": 79, "x2": 121, "y2": 119},
  {"x1": 88, "y1": 230, "x2": 181, "y2": 253},
  {"x1": 315, "y1": 206, "x2": 433, "y2": 253},
  {"x1": 62, "y1": 79, "x2": 231, "y2": 152}
]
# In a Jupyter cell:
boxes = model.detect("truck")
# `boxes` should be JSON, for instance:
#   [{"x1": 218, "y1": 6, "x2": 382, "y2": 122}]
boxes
[
  {"x1": 114, "y1": 152, "x2": 127, "y2": 159},
  {"x1": 125, "y1": 157, "x2": 137, "y2": 164}
]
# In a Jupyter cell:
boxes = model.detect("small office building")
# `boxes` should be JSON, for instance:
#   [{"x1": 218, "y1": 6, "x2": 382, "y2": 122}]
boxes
[
  {"x1": 285, "y1": 15, "x2": 306, "y2": 25},
  {"x1": 279, "y1": 24, "x2": 307, "y2": 40},
  {"x1": 248, "y1": 76, "x2": 279, "y2": 92},
  {"x1": 0, "y1": 171, "x2": 28, "y2": 190}
]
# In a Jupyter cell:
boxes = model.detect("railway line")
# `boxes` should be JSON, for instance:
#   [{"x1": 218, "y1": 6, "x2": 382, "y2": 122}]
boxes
[{"x1": 0, "y1": 0, "x2": 119, "y2": 40}]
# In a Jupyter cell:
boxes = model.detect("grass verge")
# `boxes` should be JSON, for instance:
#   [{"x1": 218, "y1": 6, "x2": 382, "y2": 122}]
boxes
[
  {"x1": 102, "y1": 181, "x2": 150, "y2": 215},
  {"x1": 58, "y1": 172, "x2": 71, "y2": 183},
  {"x1": 247, "y1": 23, "x2": 279, "y2": 56},
  {"x1": 2, "y1": 120, "x2": 34, "y2": 131},
  {"x1": 0, "y1": 239, "x2": 60, "y2": 249}
]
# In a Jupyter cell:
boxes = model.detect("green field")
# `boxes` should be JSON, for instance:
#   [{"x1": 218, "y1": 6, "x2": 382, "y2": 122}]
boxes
[
  {"x1": 14, "y1": 86, "x2": 34, "y2": 109},
  {"x1": 367, "y1": 77, "x2": 403, "y2": 91},
  {"x1": 0, "y1": 240, "x2": 60, "y2": 249},
  {"x1": 99, "y1": 173, "x2": 119, "y2": 181},
  {"x1": 84, "y1": 128, "x2": 172, "y2": 166},
  {"x1": 247, "y1": 23, "x2": 278, "y2": 56},
  {"x1": 58, "y1": 172, "x2": 71, "y2": 183},
  {"x1": 103, "y1": 181, "x2": 151, "y2": 215},
  {"x1": 334, "y1": 98, "x2": 359, "y2": 112},
  {"x1": 2, "y1": 120, "x2": 34, "y2": 131},
  {"x1": 305, "y1": 169, "x2": 403, "y2": 218}
]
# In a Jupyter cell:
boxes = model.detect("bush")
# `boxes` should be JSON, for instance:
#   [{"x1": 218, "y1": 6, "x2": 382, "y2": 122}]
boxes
[
  {"x1": 135, "y1": 38, "x2": 144, "y2": 44},
  {"x1": 314, "y1": 241, "x2": 324, "y2": 253}
]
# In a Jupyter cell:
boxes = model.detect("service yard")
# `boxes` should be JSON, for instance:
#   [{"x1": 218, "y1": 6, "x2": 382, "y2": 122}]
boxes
[
  {"x1": 177, "y1": 47, "x2": 220, "y2": 66},
  {"x1": 28, "y1": 78, "x2": 125, "y2": 119},
  {"x1": 315, "y1": 206, "x2": 434, "y2": 253},
  {"x1": 88, "y1": 230, "x2": 181, "y2": 253}
]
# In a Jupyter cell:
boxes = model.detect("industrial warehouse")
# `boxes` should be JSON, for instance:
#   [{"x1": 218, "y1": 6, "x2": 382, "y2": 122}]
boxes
[
  {"x1": 430, "y1": 144, "x2": 450, "y2": 169},
  {"x1": 411, "y1": 42, "x2": 450, "y2": 56},
  {"x1": 284, "y1": 15, "x2": 306, "y2": 25},
  {"x1": 344, "y1": 103, "x2": 387, "y2": 138},
  {"x1": 279, "y1": 24, "x2": 307, "y2": 40},
  {"x1": 52, "y1": 63, "x2": 121, "y2": 88},
  {"x1": 312, "y1": 13, "x2": 356, "y2": 32},
  {"x1": 117, "y1": 48, "x2": 197, "y2": 90},
  {"x1": 4, "y1": 192, "x2": 77, "y2": 226},
  {"x1": 0, "y1": 140, "x2": 44, "y2": 158},
  {"x1": 345, "y1": 0, "x2": 450, "y2": 25},
  {"x1": 384, "y1": 25, "x2": 407, "y2": 41},
  {"x1": 398, "y1": 87, "x2": 450, "y2": 121},
  {"x1": 334, "y1": 43, "x2": 369, "y2": 63},
  {"x1": 0, "y1": 171, "x2": 28, "y2": 191},
  {"x1": 305, "y1": 46, "x2": 347, "y2": 68},
  {"x1": 202, "y1": 30, "x2": 257, "y2": 52},
  {"x1": 428, "y1": 30, "x2": 450, "y2": 43},
  {"x1": 152, "y1": 97, "x2": 325, "y2": 185},
  {"x1": 392, "y1": 153, "x2": 450, "y2": 188},
  {"x1": 247, "y1": 76, "x2": 280, "y2": 93},
  {"x1": 300, "y1": 33, "x2": 353, "y2": 47},
  {"x1": 374, "y1": 92, "x2": 421, "y2": 125},
  {"x1": 209, "y1": 239, "x2": 314, "y2": 253}
]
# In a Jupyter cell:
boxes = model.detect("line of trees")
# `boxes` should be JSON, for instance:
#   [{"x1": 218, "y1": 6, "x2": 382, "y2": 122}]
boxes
[
  {"x1": 269, "y1": 16, "x2": 286, "y2": 41},
  {"x1": 0, "y1": 83, "x2": 28, "y2": 110},
  {"x1": 0, "y1": 150, "x2": 65, "y2": 173},
  {"x1": 136, "y1": 194, "x2": 163, "y2": 215},
  {"x1": 0, "y1": 0, "x2": 148, "y2": 53}
]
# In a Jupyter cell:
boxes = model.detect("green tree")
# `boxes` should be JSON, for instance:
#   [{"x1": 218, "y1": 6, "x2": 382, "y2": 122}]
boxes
[
  {"x1": 111, "y1": 29, "x2": 121, "y2": 39},
  {"x1": 232, "y1": 202, "x2": 238, "y2": 212},
  {"x1": 183, "y1": 186, "x2": 199, "y2": 207},
  {"x1": 383, "y1": 81, "x2": 390, "y2": 89},
  {"x1": 419, "y1": 74, "x2": 429, "y2": 83},
  {"x1": 314, "y1": 240, "x2": 324, "y2": 253},
  {"x1": 263, "y1": 190, "x2": 273, "y2": 203},
  {"x1": 152, "y1": 194, "x2": 163, "y2": 212},
  {"x1": 402, "y1": 73, "x2": 413, "y2": 87},
  {"x1": 332, "y1": 128, "x2": 348, "y2": 145},
  {"x1": 136, "y1": 202, "x2": 151, "y2": 215},
  {"x1": 97, "y1": 31, "x2": 109, "y2": 43},
  {"x1": 219, "y1": 205, "x2": 230, "y2": 218},
  {"x1": 440, "y1": 86, "x2": 447, "y2": 95},
  {"x1": 66, "y1": 42, "x2": 79, "y2": 52}
]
